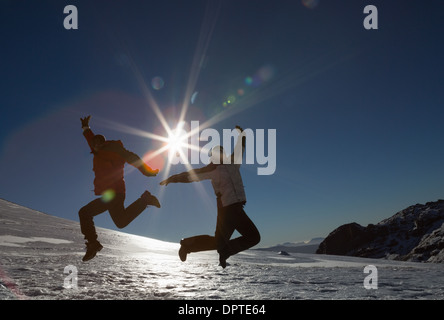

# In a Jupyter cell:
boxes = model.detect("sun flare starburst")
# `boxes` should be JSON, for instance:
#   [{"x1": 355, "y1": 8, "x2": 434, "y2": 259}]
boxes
[
  {"x1": 165, "y1": 122, "x2": 188, "y2": 159},
  {"x1": 92, "y1": 0, "x2": 348, "y2": 208}
]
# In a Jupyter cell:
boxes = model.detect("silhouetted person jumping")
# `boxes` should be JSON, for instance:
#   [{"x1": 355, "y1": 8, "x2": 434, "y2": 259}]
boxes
[
  {"x1": 160, "y1": 126, "x2": 260, "y2": 268},
  {"x1": 79, "y1": 115, "x2": 160, "y2": 261}
]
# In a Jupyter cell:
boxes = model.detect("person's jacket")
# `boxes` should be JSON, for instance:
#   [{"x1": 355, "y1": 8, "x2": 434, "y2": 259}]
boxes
[
  {"x1": 83, "y1": 128, "x2": 156, "y2": 195},
  {"x1": 167, "y1": 133, "x2": 247, "y2": 207}
]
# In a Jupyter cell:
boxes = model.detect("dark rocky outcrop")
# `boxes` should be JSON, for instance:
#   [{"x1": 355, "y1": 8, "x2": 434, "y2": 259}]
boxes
[{"x1": 316, "y1": 200, "x2": 444, "y2": 262}]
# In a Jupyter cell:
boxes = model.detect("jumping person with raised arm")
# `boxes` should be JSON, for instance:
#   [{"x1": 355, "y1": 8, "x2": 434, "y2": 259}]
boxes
[
  {"x1": 79, "y1": 115, "x2": 161, "y2": 261},
  {"x1": 160, "y1": 126, "x2": 260, "y2": 268}
]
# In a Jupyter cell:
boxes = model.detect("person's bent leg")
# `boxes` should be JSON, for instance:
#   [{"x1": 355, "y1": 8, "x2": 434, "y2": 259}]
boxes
[
  {"x1": 181, "y1": 235, "x2": 218, "y2": 252},
  {"x1": 225, "y1": 210, "x2": 261, "y2": 255},
  {"x1": 225, "y1": 206, "x2": 260, "y2": 257},
  {"x1": 109, "y1": 193, "x2": 154, "y2": 229},
  {"x1": 215, "y1": 206, "x2": 237, "y2": 268},
  {"x1": 179, "y1": 235, "x2": 217, "y2": 262},
  {"x1": 78, "y1": 198, "x2": 108, "y2": 242},
  {"x1": 78, "y1": 198, "x2": 108, "y2": 261}
]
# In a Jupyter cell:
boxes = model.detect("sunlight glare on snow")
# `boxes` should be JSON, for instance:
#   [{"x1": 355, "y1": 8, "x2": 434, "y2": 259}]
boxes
[
  {"x1": 0, "y1": 235, "x2": 72, "y2": 247},
  {"x1": 123, "y1": 233, "x2": 179, "y2": 255}
]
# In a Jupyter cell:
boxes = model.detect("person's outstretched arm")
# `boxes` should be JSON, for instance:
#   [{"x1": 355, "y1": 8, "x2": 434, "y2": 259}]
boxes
[
  {"x1": 230, "y1": 125, "x2": 246, "y2": 165},
  {"x1": 80, "y1": 115, "x2": 95, "y2": 152},
  {"x1": 119, "y1": 148, "x2": 159, "y2": 177},
  {"x1": 160, "y1": 163, "x2": 218, "y2": 186},
  {"x1": 103, "y1": 142, "x2": 159, "y2": 177}
]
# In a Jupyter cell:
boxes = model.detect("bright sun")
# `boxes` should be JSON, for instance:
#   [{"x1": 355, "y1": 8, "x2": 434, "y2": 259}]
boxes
[
  {"x1": 166, "y1": 134, "x2": 182, "y2": 155},
  {"x1": 165, "y1": 122, "x2": 188, "y2": 159}
]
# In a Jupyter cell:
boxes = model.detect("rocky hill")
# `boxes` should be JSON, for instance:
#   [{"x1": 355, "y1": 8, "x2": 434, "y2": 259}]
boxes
[{"x1": 316, "y1": 200, "x2": 444, "y2": 263}]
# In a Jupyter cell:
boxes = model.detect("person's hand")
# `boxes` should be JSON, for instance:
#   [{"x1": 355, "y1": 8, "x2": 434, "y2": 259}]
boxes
[
  {"x1": 81, "y1": 115, "x2": 91, "y2": 128},
  {"x1": 235, "y1": 125, "x2": 243, "y2": 132},
  {"x1": 144, "y1": 168, "x2": 159, "y2": 177},
  {"x1": 159, "y1": 179, "x2": 169, "y2": 186}
]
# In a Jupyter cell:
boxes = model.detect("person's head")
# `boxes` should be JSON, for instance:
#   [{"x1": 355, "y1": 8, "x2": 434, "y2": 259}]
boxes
[
  {"x1": 92, "y1": 134, "x2": 106, "y2": 151},
  {"x1": 210, "y1": 145, "x2": 226, "y2": 164}
]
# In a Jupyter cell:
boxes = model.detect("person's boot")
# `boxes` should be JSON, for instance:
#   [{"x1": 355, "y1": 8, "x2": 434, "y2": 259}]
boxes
[
  {"x1": 179, "y1": 239, "x2": 190, "y2": 262},
  {"x1": 82, "y1": 240, "x2": 103, "y2": 262},
  {"x1": 141, "y1": 191, "x2": 161, "y2": 208},
  {"x1": 218, "y1": 249, "x2": 230, "y2": 269}
]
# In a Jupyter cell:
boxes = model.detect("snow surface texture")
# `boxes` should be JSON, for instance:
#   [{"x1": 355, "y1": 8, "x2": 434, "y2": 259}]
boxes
[{"x1": 1, "y1": 199, "x2": 443, "y2": 300}]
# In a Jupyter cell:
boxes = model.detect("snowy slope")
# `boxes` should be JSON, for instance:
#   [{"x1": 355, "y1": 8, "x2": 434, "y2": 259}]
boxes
[{"x1": 1, "y1": 199, "x2": 443, "y2": 300}]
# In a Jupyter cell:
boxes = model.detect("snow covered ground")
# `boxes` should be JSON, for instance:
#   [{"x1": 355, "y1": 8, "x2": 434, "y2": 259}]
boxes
[{"x1": 1, "y1": 199, "x2": 443, "y2": 300}]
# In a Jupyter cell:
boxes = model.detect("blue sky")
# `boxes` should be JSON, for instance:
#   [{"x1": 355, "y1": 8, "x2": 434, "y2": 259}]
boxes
[{"x1": 1, "y1": 0, "x2": 444, "y2": 247}]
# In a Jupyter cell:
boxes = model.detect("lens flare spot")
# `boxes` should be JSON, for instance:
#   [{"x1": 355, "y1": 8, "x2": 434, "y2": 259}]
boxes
[
  {"x1": 245, "y1": 76, "x2": 253, "y2": 86},
  {"x1": 151, "y1": 77, "x2": 165, "y2": 90},
  {"x1": 143, "y1": 150, "x2": 166, "y2": 172},
  {"x1": 237, "y1": 88, "x2": 245, "y2": 96},
  {"x1": 101, "y1": 189, "x2": 116, "y2": 203},
  {"x1": 191, "y1": 91, "x2": 199, "y2": 104},
  {"x1": 302, "y1": 0, "x2": 319, "y2": 9},
  {"x1": 257, "y1": 65, "x2": 275, "y2": 82},
  {"x1": 227, "y1": 95, "x2": 236, "y2": 104}
]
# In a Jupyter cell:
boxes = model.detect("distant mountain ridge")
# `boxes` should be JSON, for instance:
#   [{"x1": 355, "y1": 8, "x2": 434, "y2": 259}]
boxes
[
  {"x1": 317, "y1": 200, "x2": 444, "y2": 263},
  {"x1": 280, "y1": 237, "x2": 325, "y2": 247},
  {"x1": 258, "y1": 237, "x2": 324, "y2": 254}
]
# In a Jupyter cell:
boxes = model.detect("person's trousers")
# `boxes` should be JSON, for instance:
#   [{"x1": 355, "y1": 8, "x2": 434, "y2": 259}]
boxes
[
  {"x1": 180, "y1": 202, "x2": 261, "y2": 258},
  {"x1": 79, "y1": 193, "x2": 147, "y2": 242}
]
